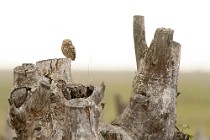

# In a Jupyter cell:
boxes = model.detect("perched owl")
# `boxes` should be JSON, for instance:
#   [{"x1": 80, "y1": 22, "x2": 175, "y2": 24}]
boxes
[{"x1": 61, "y1": 39, "x2": 76, "y2": 61}]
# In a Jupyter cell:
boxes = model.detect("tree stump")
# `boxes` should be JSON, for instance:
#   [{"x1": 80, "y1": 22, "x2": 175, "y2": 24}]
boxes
[
  {"x1": 8, "y1": 15, "x2": 188, "y2": 140},
  {"x1": 8, "y1": 59, "x2": 105, "y2": 140},
  {"x1": 111, "y1": 15, "x2": 181, "y2": 140}
]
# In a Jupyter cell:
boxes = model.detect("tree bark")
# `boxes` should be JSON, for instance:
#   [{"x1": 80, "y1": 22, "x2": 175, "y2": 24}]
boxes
[
  {"x1": 111, "y1": 15, "x2": 181, "y2": 140},
  {"x1": 7, "y1": 15, "x2": 186, "y2": 140},
  {"x1": 8, "y1": 59, "x2": 105, "y2": 140}
]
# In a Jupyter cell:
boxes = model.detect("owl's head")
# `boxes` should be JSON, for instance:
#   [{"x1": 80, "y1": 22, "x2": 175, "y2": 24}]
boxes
[{"x1": 62, "y1": 39, "x2": 72, "y2": 45}]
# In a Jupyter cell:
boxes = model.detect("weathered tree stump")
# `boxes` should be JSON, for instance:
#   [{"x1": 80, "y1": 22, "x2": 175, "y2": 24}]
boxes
[
  {"x1": 8, "y1": 59, "x2": 105, "y2": 140},
  {"x1": 8, "y1": 15, "x2": 188, "y2": 140},
  {"x1": 110, "y1": 15, "x2": 181, "y2": 140}
]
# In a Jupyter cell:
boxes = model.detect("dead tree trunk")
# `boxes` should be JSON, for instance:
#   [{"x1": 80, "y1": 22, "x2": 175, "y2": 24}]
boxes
[
  {"x1": 110, "y1": 15, "x2": 181, "y2": 140},
  {"x1": 8, "y1": 59, "x2": 105, "y2": 140},
  {"x1": 8, "y1": 15, "x2": 187, "y2": 140}
]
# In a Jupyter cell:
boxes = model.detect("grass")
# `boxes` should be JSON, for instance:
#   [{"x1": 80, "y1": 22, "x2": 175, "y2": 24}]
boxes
[
  {"x1": 177, "y1": 73, "x2": 210, "y2": 135},
  {"x1": 0, "y1": 70, "x2": 13, "y2": 139},
  {"x1": 0, "y1": 70, "x2": 210, "y2": 137}
]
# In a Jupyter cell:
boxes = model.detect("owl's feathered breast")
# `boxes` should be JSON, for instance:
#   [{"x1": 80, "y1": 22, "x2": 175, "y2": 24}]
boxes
[{"x1": 61, "y1": 44, "x2": 76, "y2": 60}]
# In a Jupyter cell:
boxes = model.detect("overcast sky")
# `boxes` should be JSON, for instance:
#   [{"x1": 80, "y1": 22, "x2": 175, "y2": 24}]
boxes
[{"x1": 0, "y1": 0, "x2": 210, "y2": 72}]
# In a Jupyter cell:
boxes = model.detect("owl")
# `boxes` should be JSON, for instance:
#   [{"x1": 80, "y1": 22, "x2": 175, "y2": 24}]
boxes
[{"x1": 61, "y1": 39, "x2": 76, "y2": 61}]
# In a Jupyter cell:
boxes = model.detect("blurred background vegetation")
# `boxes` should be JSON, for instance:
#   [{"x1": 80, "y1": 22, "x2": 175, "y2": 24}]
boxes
[{"x1": 0, "y1": 70, "x2": 210, "y2": 138}]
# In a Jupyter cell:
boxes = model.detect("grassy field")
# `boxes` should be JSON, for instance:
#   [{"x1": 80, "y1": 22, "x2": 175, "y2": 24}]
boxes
[{"x1": 0, "y1": 70, "x2": 210, "y2": 138}]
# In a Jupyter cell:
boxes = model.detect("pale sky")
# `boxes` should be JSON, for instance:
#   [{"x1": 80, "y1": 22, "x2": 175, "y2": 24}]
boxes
[{"x1": 0, "y1": 0, "x2": 210, "y2": 72}]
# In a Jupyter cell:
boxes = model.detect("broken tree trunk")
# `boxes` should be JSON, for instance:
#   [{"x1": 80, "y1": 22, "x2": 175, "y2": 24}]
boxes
[
  {"x1": 111, "y1": 15, "x2": 181, "y2": 139},
  {"x1": 111, "y1": 16, "x2": 181, "y2": 139},
  {"x1": 8, "y1": 15, "x2": 186, "y2": 140},
  {"x1": 8, "y1": 59, "x2": 105, "y2": 140}
]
